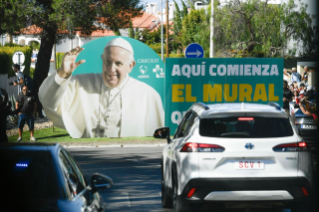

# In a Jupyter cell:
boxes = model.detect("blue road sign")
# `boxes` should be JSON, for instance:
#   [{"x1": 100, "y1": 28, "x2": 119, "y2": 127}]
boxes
[{"x1": 184, "y1": 43, "x2": 204, "y2": 58}]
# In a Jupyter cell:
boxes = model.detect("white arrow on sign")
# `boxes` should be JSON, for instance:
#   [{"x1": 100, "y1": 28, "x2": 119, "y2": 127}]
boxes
[{"x1": 186, "y1": 49, "x2": 202, "y2": 57}]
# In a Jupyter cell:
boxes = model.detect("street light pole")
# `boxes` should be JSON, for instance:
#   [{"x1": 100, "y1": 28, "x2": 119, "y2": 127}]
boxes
[
  {"x1": 161, "y1": 0, "x2": 164, "y2": 60},
  {"x1": 166, "y1": 0, "x2": 169, "y2": 59},
  {"x1": 209, "y1": 0, "x2": 214, "y2": 58}
]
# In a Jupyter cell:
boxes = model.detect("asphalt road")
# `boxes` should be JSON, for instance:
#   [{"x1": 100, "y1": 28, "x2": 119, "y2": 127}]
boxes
[
  {"x1": 68, "y1": 146, "x2": 291, "y2": 212},
  {"x1": 68, "y1": 146, "x2": 168, "y2": 212}
]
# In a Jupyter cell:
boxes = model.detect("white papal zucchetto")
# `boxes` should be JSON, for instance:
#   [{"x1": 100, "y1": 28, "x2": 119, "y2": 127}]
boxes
[{"x1": 105, "y1": 38, "x2": 134, "y2": 55}]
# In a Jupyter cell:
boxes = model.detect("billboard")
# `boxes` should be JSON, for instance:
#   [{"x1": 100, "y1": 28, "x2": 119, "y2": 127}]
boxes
[
  {"x1": 39, "y1": 36, "x2": 165, "y2": 138},
  {"x1": 165, "y1": 58, "x2": 283, "y2": 133}
]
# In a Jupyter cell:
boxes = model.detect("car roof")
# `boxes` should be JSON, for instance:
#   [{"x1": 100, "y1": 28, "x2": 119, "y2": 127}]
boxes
[
  {"x1": 191, "y1": 102, "x2": 288, "y2": 118},
  {"x1": 0, "y1": 142, "x2": 60, "y2": 152}
]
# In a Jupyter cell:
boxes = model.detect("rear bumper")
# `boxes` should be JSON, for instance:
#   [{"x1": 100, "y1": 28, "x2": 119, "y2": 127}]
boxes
[{"x1": 180, "y1": 177, "x2": 313, "y2": 208}]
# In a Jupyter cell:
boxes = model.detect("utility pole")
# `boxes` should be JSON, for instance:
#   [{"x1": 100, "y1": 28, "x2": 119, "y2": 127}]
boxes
[
  {"x1": 161, "y1": 0, "x2": 164, "y2": 60},
  {"x1": 209, "y1": 0, "x2": 214, "y2": 58},
  {"x1": 166, "y1": 0, "x2": 169, "y2": 59}
]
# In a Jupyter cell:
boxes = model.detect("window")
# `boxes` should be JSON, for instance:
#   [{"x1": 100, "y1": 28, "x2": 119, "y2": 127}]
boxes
[
  {"x1": 0, "y1": 150, "x2": 57, "y2": 200},
  {"x1": 59, "y1": 150, "x2": 86, "y2": 198},
  {"x1": 200, "y1": 117, "x2": 293, "y2": 138},
  {"x1": 174, "y1": 111, "x2": 196, "y2": 138}
]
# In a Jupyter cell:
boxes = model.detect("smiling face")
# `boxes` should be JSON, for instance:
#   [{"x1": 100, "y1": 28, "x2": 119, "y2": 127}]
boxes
[{"x1": 101, "y1": 47, "x2": 135, "y2": 88}]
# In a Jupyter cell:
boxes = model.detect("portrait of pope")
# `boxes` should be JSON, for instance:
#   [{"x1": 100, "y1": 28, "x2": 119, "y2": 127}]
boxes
[{"x1": 39, "y1": 38, "x2": 164, "y2": 138}]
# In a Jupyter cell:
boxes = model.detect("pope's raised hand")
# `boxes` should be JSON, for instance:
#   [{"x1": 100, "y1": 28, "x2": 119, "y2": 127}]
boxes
[{"x1": 57, "y1": 46, "x2": 85, "y2": 79}]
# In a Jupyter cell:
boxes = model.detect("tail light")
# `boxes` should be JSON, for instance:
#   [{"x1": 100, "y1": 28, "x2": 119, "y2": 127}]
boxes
[
  {"x1": 301, "y1": 187, "x2": 309, "y2": 196},
  {"x1": 180, "y1": 143, "x2": 225, "y2": 152},
  {"x1": 273, "y1": 142, "x2": 308, "y2": 152}
]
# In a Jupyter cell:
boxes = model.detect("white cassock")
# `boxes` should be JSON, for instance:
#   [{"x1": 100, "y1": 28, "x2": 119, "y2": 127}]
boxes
[{"x1": 39, "y1": 73, "x2": 164, "y2": 138}]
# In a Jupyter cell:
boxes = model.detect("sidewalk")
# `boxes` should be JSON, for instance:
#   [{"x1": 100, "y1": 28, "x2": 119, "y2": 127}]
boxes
[
  {"x1": 6, "y1": 116, "x2": 168, "y2": 146},
  {"x1": 7, "y1": 116, "x2": 54, "y2": 137}
]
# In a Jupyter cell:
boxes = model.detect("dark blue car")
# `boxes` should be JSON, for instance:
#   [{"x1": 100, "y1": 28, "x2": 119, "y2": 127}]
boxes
[{"x1": 0, "y1": 143, "x2": 113, "y2": 212}]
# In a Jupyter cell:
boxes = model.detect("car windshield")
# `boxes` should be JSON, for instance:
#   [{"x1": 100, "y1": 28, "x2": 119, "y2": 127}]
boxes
[
  {"x1": 199, "y1": 117, "x2": 293, "y2": 138},
  {"x1": 0, "y1": 150, "x2": 57, "y2": 200}
]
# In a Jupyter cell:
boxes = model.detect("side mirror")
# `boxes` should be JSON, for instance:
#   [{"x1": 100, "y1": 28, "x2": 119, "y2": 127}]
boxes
[
  {"x1": 154, "y1": 127, "x2": 171, "y2": 143},
  {"x1": 91, "y1": 173, "x2": 113, "y2": 193}
]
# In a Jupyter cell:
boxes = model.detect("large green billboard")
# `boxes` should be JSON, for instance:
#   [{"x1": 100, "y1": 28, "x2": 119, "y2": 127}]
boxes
[{"x1": 165, "y1": 58, "x2": 283, "y2": 133}]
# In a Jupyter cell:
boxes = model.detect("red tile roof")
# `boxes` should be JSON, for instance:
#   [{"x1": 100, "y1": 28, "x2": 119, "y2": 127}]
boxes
[
  {"x1": 19, "y1": 25, "x2": 115, "y2": 37},
  {"x1": 150, "y1": 21, "x2": 174, "y2": 34},
  {"x1": 20, "y1": 11, "x2": 159, "y2": 36},
  {"x1": 76, "y1": 29, "x2": 115, "y2": 37},
  {"x1": 131, "y1": 12, "x2": 158, "y2": 29},
  {"x1": 20, "y1": 25, "x2": 43, "y2": 35}
]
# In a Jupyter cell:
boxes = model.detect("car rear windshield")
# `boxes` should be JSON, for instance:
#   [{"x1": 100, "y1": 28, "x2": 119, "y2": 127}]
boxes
[
  {"x1": 0, "y1": 150, "x2": 57, "y2": 200},
  {"x1": 199, "y1": 117, "x2": 293, "y2": 138}
]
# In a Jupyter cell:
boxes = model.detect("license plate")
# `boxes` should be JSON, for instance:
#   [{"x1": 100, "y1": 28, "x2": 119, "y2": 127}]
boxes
[
  {"x1": 235, "y1": 160, "x2": 264, "y2": 170},
  {"x1": 301, "y1": 125, "x2": 317, "y2": 130}
]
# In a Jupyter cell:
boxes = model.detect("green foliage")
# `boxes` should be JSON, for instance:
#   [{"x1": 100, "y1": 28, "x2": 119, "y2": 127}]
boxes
[
  {"x1": 179, "y1": 8, "x2": 210, "y2": 57},
  {"x1": 96, "y1": 0, "x2": 144, "y2": 33},
  {"x1": 134, "y1": 27, "x2": 140, "y2": 40},
  {"x1": 149, "y1": 44, "x2": 162, "y2": 54},
  {"x1": 181, "y1": 0, "x2": 189, "y2": 18},
  {"x1": 56, "y1": 52, "x2": 65, "y2": 70},
  {"x1": 128, "y1": 20, "x2": 135, "y2": 38},
  {"x1": 172, "y1": 0, "x2": 183, "y2": 53},
  {"x1": 30, "y1": 41, "x2": 40, "y2": 51},
  {"x1": 141, "y1": 28, "x2": 161, "y2": 44},
  {"x1": 0, "y1": 45, "x2": 32, "y2": 77},
  {"x1": 214, "y1": 0, "x2": 317, "y2": 58},
  {"x1": 0, "y1": 0, "x2": 31, "y2": 40},
  {"x1": 30, "y1": 67, "x2": 35, "y2": 78},
  {"x1": 158, "y1": 54, "x2": 185, "y2": 62}
]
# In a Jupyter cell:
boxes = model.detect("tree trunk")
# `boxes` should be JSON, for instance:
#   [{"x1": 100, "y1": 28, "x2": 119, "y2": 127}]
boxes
[{"x1": 33, "y1": 25, "x2": 57, "y2": 117}]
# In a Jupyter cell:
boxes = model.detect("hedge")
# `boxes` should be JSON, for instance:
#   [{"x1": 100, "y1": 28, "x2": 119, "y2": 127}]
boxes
[
  {"x1": 0, "y1": 45, "x2": 32, "y2": 77},
  {"x1": 157, "y1": 54, "x2": 185, "y2": 61}
]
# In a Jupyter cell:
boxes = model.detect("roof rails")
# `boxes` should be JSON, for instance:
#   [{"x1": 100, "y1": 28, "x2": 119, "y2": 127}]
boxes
[
  {"x1": 193, "y1": 102, "x2": 209, "y2": 110},
  {"x1": 268, "y1": 102, "x2": 281, "y2": 110}
]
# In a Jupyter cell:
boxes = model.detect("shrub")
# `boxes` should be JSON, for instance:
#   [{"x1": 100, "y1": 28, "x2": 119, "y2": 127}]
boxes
[{"x1": 0, "y1": 45, "x2": 32, "y2": 77}]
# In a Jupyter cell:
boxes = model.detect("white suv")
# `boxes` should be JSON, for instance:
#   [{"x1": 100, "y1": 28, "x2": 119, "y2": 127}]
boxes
[{"x1": 154, "y1": 102, "x2": 316, "y2": 212}]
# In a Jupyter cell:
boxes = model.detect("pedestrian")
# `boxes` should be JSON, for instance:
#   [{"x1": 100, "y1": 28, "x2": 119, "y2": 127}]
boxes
[
  {"x1": 289, "y1": 84, "x2": 294, "y2": 93},
  {"x1": 299, "y1": 97, "x2": 317, "y2": 123},
  {"x1": 301, "y1": 66, "x2": 309, "y2": 84},
  {"x1": 299, "y1": 83, "x2": 306, "y2": 92},
  {"x1": 12, "y1": 64, "x2": 24, "y2": 93},
  {"x1": 293, "y1": 90, "x2": 299, "y2": 101},
  {"x1": 305, "y1": 85, "x2": 316, "y2": 101},
  {"x1": 283, "y1": 80, "x2": 293, "y2": 117},
  {"x1": 291, "y1": 67, "x2": 301, "y2": 83},
  {"x1": 0, "y1": 88, "x2": 21, "y2": 142},
  {"x1": 283, "y1": 68, "x2": 290, "y2": 82},
  {"x1": 15, "y1": 85, "x2": 37, "y2": 142}
]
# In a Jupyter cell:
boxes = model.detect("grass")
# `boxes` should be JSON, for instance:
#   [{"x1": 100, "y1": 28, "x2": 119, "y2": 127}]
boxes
[{"x1": 8, "y1": 127, "x2": 157, "y2": 143}]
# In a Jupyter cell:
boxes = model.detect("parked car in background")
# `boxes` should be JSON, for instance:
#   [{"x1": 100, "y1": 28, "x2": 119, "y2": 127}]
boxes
[
  {"x1": 154, "y1": 102, "x2": 316, "y2": 212},
  {"x1": 0, "y1": 143, "x2": 113, "y2": 212},
  {"x1": 290, "y1": 101, "x2": 318, "y2": 186}
]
